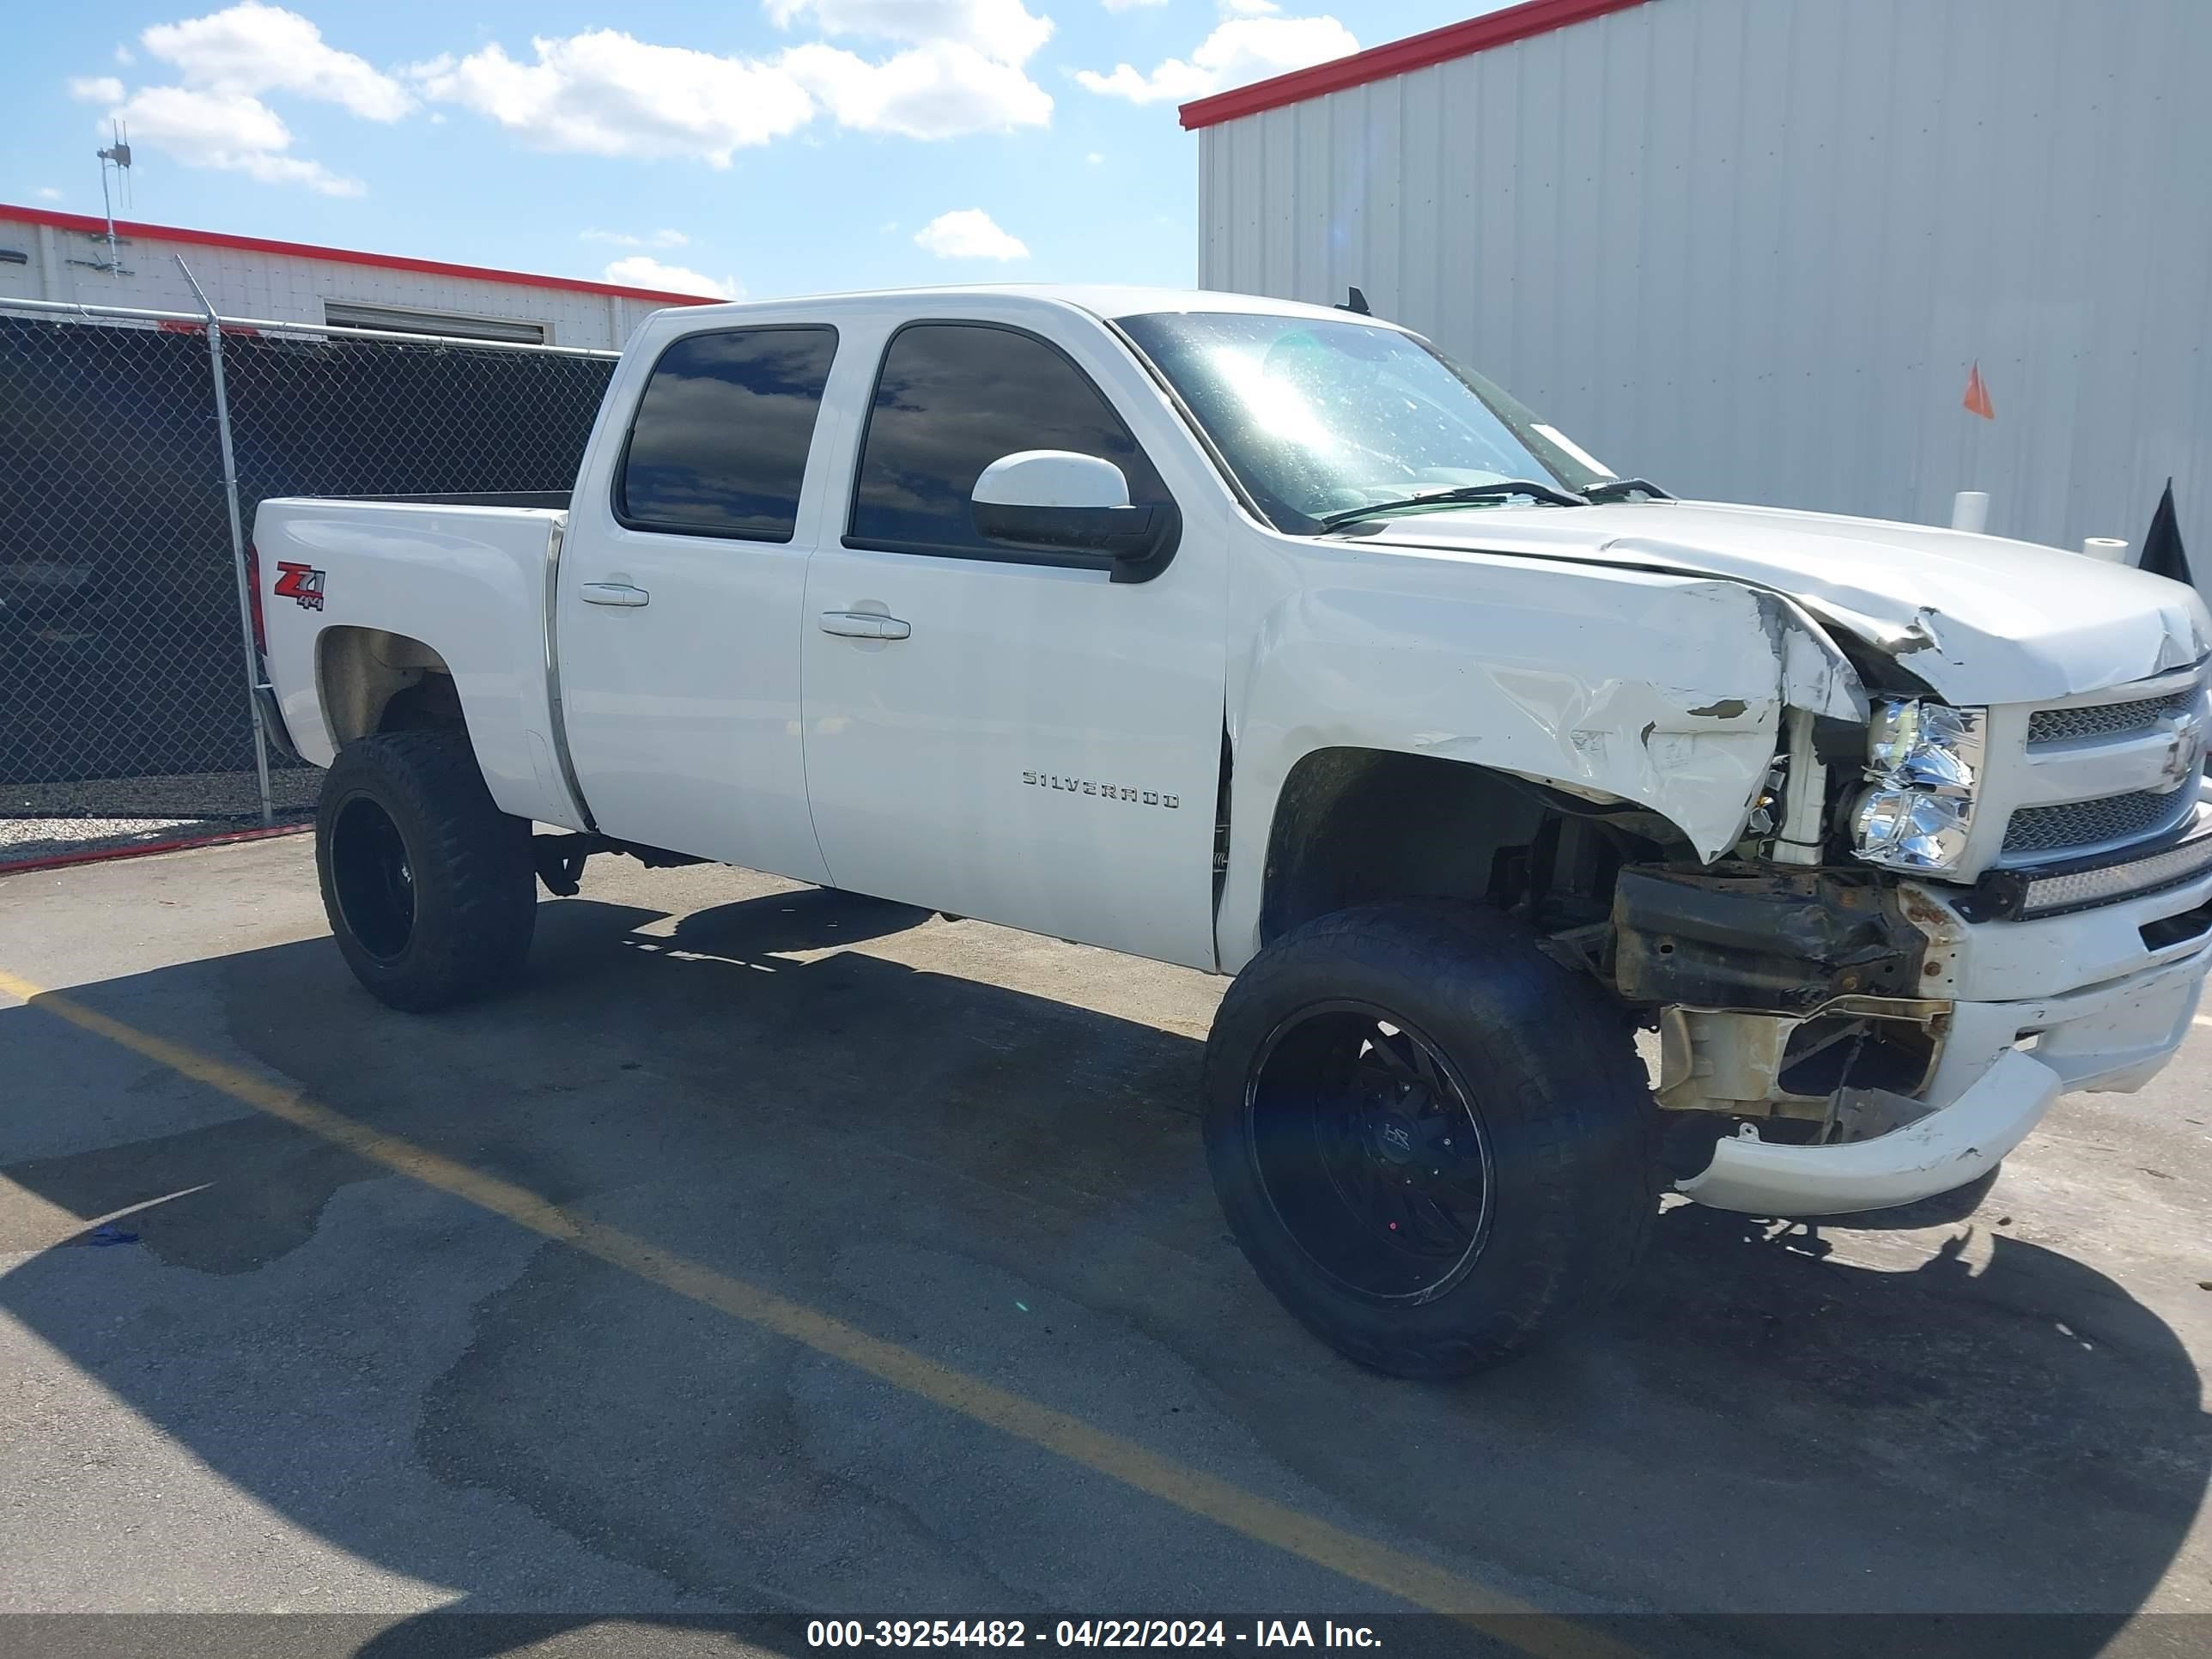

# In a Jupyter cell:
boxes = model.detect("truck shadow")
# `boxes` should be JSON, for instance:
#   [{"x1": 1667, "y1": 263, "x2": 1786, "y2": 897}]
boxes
[{"x1": 1, "y1": 887, "x2": 2205, "y2": 1659}]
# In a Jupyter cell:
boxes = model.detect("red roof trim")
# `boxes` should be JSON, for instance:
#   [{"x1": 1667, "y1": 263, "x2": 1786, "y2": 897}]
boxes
[
  {"x1": 1178, "y1": 0, "x2": 1651, "y2": 130},
  {"x1": 0, "y1": 204, "x2": 719, "y2": 307}
]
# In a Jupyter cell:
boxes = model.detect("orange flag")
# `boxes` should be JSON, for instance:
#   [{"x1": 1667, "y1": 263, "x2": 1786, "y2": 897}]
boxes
[{"x1": 1963, "y1": 362, "x2": 1996, "y2": 420}]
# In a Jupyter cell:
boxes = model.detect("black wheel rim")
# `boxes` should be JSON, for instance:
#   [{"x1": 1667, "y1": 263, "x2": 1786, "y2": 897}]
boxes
[
  {"x1": 331, "y1": 796, "x2": 416, "y2": 963},
  {"x1": 1244, "y1": 1000, "x2": 1495, "y2": 1303}
]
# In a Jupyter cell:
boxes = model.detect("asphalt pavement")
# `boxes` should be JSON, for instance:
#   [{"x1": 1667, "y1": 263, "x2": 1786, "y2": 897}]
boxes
[{"x1": 2, "y1": 838, "x2": 2208, "y2": 1659}]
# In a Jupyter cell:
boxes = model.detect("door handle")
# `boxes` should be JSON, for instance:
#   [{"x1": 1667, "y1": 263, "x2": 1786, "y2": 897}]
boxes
[
  {"x1": 580, "y1": 582, "x2": 650, "y2": 607},
  {"x1": 818, "y1": 611, "x2": 911, "y2": 641}
]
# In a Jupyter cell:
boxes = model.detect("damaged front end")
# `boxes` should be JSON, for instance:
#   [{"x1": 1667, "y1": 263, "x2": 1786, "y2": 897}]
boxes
[
  {"x1": 1608, "y1": 866, "x2": 1957, "y2": 1175},
  {"x1": 1600, "y1": 604, "x2": 2212, "y2": 1214},
  {"x1": 1587, "y1": 592, "x2": 1989, "y2": 1190}
]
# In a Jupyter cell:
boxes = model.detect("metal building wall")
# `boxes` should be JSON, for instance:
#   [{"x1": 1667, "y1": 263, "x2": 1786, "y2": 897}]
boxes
[
  {"x1": 0, "y1": 213, "x2": 678, "y2": 349},
  {"x1": 1197, "y1": 0, "x2": 2212, "y2": 574}
]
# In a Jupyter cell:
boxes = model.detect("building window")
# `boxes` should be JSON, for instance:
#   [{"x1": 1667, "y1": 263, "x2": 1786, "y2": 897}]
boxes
[{"x1": 322, "y1": 301, "x2": 548, "y2": 345}]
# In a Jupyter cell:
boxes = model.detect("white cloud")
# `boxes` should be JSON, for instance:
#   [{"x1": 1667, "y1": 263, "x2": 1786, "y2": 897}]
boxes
[
  {"x1": 781, "y1": 40, "x2": 1049, "y2": 138},
  {"x1": 410, "y1": 33, "x2": 816, "y2": 165},
  {"x1": 94, "y1": 83, "x2": 363, "y2": 193},
  {"x1": 602, "y1": 255, "x2": 739, "y2": 299},
  {"x1": 581, "y1": 228, "x2": 691, "y2": 248},
  {"x1": 1103, "y1": 0, "x2": 1170, "y2": 10},
  {"x1": 766, "y1": 0, "x2": 1053, "y2": 64},
  {"x1": 79, "y1": 1, "x2": 1057, "y2": 203},
  {"x1": 913, "y1": 207, "x2": 1028, "y2": 260},
  {"x1": 142, "y1": 3, "x2": 413, "y2": 120},
  {"x1": 62, "y1": 4, "x2": 399, "y2": 197},
  {"x1": 1073, "y1": 62, "x2": 1197, "y2": 104},
  {"x1": 36, "y1": 186, "x2": 64, "y2": 201},
  {"x1": 1085, "y1": 150, "x2": 1103, "y2": 164},
  {"x1": 413, "y1": 6, "x2": 1053, "y2": 161},
  {"x1": 1076, "y1": 10, "x2": 1357, "y2": 104}
]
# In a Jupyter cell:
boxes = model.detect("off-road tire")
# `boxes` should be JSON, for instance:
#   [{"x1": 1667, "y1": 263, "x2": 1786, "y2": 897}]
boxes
[
  {"x1": 1203, "y1": 900, "x2": 1656, "y2": 1378},
  {"x1": 315, "y1": 732, "x2": 537, "y2": 1012}
]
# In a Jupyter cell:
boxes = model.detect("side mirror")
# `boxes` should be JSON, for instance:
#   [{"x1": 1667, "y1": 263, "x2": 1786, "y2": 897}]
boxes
[{"x1": 971, "y1": 450, "x2": 1179, "y2": 581}]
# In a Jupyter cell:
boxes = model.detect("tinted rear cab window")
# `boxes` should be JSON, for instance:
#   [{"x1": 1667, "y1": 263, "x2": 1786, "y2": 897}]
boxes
[
  {"x1": 848, "y1": 322, "x2": 1167, "y2": 556},
  {"x1": 617, "y1": 326, "x2": 838, "y2": 541}
]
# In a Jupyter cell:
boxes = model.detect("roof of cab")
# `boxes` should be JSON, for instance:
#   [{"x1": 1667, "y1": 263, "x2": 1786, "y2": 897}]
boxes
[{"x1": 652, "y1": 284, "x2": 1392, "y2": 328}]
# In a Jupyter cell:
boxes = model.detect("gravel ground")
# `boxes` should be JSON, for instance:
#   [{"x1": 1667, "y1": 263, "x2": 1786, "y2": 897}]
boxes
[
  {"x1": 0, "y1": 812, "x2": 313, "y2": 867},
  {"x1": 1, "y1": 768, "x2": 319, "y2": 867},
  {"x1": 0, "y1": 817, "x2": 207, "y2": 862},
  {"x1": 3, "y1": 767, "x2": 321, "y2": 823}
]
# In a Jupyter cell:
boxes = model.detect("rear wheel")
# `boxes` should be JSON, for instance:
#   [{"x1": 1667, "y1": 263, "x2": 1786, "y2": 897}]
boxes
[
  {"x1": 316, "y1": 732, "x2": 536, "y2": 1012},
  {"x1": 1204, "y1": 901, "x2": 1656, "y2": 1377}
]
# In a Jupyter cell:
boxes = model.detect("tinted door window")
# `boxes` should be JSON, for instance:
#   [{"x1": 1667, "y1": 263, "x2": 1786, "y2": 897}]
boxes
[
  {"x1": 848, "y1": 323, "x2": 1166, "y2": 556},
  {"x1": 618, "y1": 326, "x2": 837, "y2": 541}
]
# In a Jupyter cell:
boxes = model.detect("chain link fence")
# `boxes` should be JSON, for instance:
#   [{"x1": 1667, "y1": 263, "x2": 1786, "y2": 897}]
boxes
[{"x1": 1, "y1": 301, "x2": 615, "y2": 866}]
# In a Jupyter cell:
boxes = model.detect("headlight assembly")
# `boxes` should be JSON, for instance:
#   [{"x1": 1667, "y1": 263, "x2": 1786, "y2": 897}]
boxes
[{"x1": 1850, "y1": 698, "x2": 1986, "y2": 872}]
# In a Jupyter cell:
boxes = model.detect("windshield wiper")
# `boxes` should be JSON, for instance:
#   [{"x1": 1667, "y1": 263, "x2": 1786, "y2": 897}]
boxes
[
  {"x1": 1316, "y1": 480, "x2": 1588, "y2": 530},
  {"x1": 1579, "y1": 477, "x2": 1674, "y2": 503}
]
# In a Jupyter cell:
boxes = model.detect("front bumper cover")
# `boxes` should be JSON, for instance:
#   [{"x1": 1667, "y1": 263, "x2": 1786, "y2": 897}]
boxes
[
  {"x1": 1677, "y1": 1048, "x2": 2061, "y2": 1215},
  {"x1": 1676, "y1": 937, "x2": 2210, "y2": 1215}
]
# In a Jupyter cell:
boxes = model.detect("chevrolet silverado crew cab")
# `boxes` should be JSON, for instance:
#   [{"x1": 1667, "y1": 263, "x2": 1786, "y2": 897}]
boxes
[{"x1": 251, "y1": 286, "x2": 2212, "y2": 1377}]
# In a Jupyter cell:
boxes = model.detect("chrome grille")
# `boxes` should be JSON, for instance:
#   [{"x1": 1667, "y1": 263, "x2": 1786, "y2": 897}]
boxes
[
  {"x1": 2002, "y1": 788, "x2": 2194, "y2": 856},
  {"x1": 2027, "y1": 691, "x2": 2197, "y2": 744}
]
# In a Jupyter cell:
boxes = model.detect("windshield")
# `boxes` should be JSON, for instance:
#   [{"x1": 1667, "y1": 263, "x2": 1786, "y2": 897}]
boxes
[{"x1": 1115, "y1": 310, "x2": 1611, "y2": 533}]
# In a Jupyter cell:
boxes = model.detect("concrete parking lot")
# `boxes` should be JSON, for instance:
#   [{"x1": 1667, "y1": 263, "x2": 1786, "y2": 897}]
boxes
[{"x1": 3, "y1": 837, "x2": 2209, "y2": 1658}]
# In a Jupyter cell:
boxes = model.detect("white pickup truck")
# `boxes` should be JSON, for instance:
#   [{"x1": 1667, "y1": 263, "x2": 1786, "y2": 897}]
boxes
[{"x1": 252, "y1": 285, "x2": 2212, "y2": 1376}]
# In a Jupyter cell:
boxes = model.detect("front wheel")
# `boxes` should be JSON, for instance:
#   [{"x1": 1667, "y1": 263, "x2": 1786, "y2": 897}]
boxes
[
  {"x1": 1202, "y1": 901, "x2": 1656, "y2": 1377},
  {"x1": 316, "y1": 732, "x2": 537, "y2": 1012}
]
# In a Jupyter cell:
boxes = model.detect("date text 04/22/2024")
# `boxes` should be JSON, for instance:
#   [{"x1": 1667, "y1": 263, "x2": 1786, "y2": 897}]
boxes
[{"x1": 805, "y1": 1622, "x2": 1380, "y2": 1649}]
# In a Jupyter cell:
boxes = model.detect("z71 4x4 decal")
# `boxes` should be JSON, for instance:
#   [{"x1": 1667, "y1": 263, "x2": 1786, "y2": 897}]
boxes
[{"x1": 272, "y1": 562, "x2": 325, "y2": 611}]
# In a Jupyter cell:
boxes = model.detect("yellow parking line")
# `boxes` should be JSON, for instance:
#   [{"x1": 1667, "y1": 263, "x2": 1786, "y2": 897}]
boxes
[{"x1": 0, "y1": 964, "x2": 1633, "y2": 1657}]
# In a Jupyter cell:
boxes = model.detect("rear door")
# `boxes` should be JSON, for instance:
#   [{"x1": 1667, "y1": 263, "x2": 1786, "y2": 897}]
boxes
[
  {"x1": 557, "y1": 324, "x2": 839, "y2": 878},
  {"x1": 799, "y1": 316, "x2": 1226, "y2": 969}
]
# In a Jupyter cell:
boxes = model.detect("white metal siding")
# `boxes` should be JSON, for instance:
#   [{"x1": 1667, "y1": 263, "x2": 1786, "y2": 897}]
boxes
[
  {"x1": 0, "y1": 216, "x2": 667, "y2": 349},
  {"x1": 1199, "y1": 0, "x2": 2212, "y2": 578}
]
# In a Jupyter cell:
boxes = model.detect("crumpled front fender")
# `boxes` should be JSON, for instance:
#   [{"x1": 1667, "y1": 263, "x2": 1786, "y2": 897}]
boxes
[{"x1": 1216, "y1": 550, "x2": 1867, "y2": 969}]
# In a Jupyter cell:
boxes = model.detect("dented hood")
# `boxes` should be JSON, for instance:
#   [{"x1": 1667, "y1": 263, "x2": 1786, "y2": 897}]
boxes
[{"x1": 1364, "y1": 500, "x2": 2211, "y2": 705}]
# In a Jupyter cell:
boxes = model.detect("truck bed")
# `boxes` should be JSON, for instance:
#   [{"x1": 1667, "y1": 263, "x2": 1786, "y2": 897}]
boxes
[
  {"x1": 321, "y1": 491, "x2": 572, "y2": 509},
  {"x1": 253, "y1": 494, "x2": 586, "y2": 831}
]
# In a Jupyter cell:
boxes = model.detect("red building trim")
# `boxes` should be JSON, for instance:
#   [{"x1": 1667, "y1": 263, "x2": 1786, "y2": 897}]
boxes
[
  {"x1": 0, "y1": 204, "x2": 719, "y2": 307},
  {"x1": 1178, "y1": 0, "x2": 1651, "y2": 130}
]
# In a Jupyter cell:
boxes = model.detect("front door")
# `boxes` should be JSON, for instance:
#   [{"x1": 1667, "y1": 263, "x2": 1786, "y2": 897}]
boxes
[
  {"x1": 558, "y1": 324, "x2": 839, "y2": 880},
  {"x1": 801, "y1": 319, "x2": 1224, "y2": 969}
]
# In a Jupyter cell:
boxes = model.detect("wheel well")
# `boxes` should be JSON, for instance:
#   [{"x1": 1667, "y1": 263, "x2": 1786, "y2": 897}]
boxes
[
  {"x1": 1258, "y1": 748, "x2": 1692, "y2": 945},
  {"x1": 318, "y1": 626, "x2": 465, "y2": 745}
]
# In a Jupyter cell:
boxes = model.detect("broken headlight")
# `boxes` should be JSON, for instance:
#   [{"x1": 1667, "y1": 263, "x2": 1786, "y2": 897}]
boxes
[{"x1": 1850, "y1": 699, "x2": 1986, "y2": 872}]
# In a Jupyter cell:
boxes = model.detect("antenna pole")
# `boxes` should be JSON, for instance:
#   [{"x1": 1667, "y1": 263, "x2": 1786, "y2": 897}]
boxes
[
  {"x1": 99, "y1": 151, "x2": 118, "y2": 276},
  {"x1": 94, "y1": 122, "x2": 131, "y2": 277}
]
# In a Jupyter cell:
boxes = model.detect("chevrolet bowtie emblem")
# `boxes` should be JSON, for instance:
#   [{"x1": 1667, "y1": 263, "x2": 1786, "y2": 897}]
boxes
[{"x1": 2159, "y1": 714, "x2": 2205, "y2": 788}]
